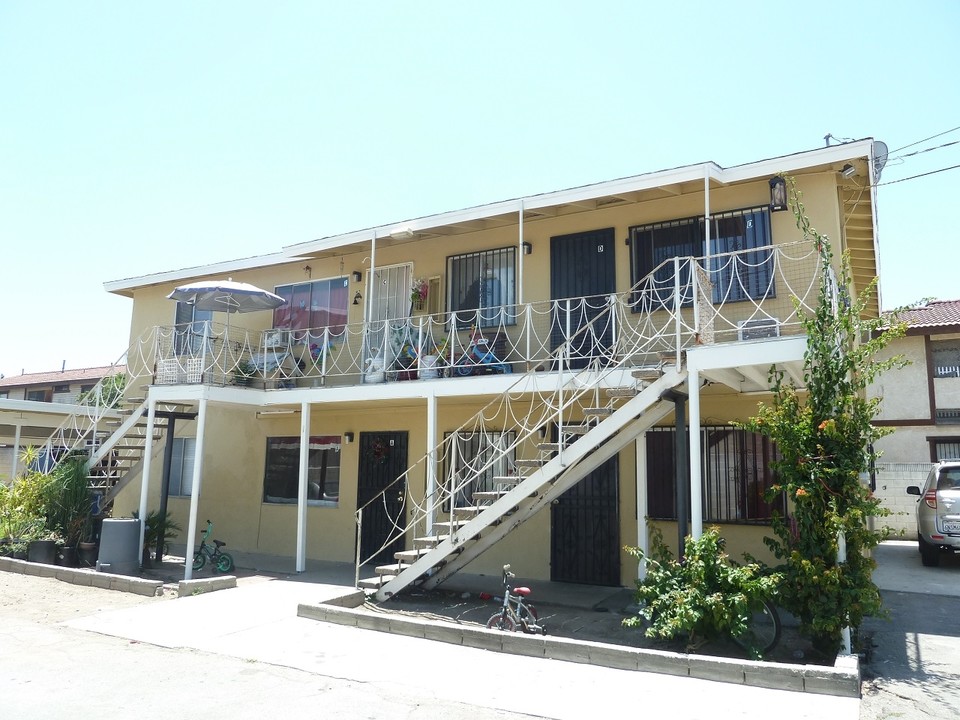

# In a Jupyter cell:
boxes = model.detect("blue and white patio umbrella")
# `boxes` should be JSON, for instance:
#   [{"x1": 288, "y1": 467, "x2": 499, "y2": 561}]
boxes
[
  {"x1": 167, "y1": 278, "x2": 286, "y2": 314},
  {"x1": 167, "y1": 278, "x2": 287, "y2": 341}
]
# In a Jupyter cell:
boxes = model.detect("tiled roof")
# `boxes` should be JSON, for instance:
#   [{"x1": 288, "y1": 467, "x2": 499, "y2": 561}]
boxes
[
  {"x1": 0, "y1": 365, "x2": 125, "y2": 389},
  {"x1": 888, "y1": 299, "x2": 960, "y2": 330}
]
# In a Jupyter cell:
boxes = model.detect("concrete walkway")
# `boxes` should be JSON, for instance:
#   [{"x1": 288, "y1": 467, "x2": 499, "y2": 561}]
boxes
[{"x1": 55, "y1": 550, "x2": 862, "y2": 720}]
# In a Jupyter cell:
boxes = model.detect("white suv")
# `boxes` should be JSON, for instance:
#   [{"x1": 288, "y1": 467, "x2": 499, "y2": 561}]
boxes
[{"x1": 906, "y1": 461, "x2": 960, "y2": 566}]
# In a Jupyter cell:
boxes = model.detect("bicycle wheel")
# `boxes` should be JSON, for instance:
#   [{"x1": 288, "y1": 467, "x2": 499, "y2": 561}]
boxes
[
  {"x1": 734, "y1": 600, "x2": 781, "y2": 656},
  {"x1": 486, "y1": 612, "x2": 516, "y2": 632},
  {"x1": 192, "y1": 552, "x2": 206, "y2": 572},
  {"x1": 215, "y1": 552, "x2": 234, "y2": 573}
]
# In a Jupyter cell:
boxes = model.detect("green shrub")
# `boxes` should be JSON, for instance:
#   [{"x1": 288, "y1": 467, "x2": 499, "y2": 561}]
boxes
[{"x1": 623, "y1": 526, "x2": 780, "y2": 656}]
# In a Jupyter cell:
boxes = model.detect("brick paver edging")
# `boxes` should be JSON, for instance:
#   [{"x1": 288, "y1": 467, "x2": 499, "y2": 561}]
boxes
[
  {"x1": 1, "y1": 556, "x2": 237, "y2": 598},
  {"x1": 0, "y1": 555, "x2": 164, "y2": 597},
  {"x1": 298, "y1": 597, "x2": 860, "y2": 698}
]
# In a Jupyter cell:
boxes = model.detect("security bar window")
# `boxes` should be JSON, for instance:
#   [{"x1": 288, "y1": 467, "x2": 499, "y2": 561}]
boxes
[{"x1": 448, "y1": 246, "x2": 516, "y2": 328}]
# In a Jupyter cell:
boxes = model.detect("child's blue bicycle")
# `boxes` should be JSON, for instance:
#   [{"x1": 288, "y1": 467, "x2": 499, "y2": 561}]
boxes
[
  {"x1": 192, "y1": 519, "x2": 235, "y2": 573},
  {"x1": 454, "y1": 332, "x2": 511, "y2": 376}
]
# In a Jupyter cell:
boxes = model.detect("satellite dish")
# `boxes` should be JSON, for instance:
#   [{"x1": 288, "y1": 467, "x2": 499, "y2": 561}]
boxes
[{"x1": 872, "y1": 140, "x2": 888, "y2": 181}]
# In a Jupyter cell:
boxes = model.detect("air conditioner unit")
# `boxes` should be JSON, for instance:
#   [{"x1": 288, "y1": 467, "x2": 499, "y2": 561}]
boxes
[
  {"x1": 737, "y1": 319, "x2": 780, "y2": 341},
  {"x1": 264, "y1": 329, "x2": 293, "y2": 348}
]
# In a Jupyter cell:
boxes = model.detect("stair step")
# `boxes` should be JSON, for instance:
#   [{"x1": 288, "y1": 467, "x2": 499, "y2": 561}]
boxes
[
  {"x1": 125, "y1": 397, "x2": 146, "y2": 404},
  {"x1": 606, "y1": 387, "x2": 638, "y2": 398},
  {"x1": 433, "y1": 520, "x2": 469, "y2": 532},
  {"x1": 358, "y1": 576, "x2": 390, "y2": 590},
  {"x1": 414, "y1": 534, "x2": 450, "y2": 549},
  {"x1": 632, "y1": 366, "x2": 664, "y2": 381},
  {"x1": 375, "y1": 563, "x2": 408, "y2": 576},
  {"x1": 394, "y1": 548, "x2": 431, "y2": 563},
  {"x1": 492, "y1": 475, "x2": 523, "y2": 486},
  {"x1": 452, "y1": 505, "x2": 481, "y2": 518},
  {"x1": 584, "y1": 407, "x2": 614, "y2": 416},
  {"x1": 473, "y1": 490, "x2": 508, "y2": 502},
  {"x1": 514, "y1": 459, "x2": 545, "y2": 468},
  {"x1": 536, "y1": 442, "x2": 562, "y2": 451},
  {"x1": 562, "y1": 424, "x2": 592, "y2": 435}
]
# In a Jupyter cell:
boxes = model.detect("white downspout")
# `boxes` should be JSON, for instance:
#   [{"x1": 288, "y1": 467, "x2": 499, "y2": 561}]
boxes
[
  {"x1": 366, "y1": 231, "x2": 377, "y2": 327},
  {"x1": 688, "y1": 367, "x2": 703, "y2": 540},
  {"x1": 137, "y1": 399, "x2": 157, "y2": 562},
  {"x1": 183, "y1": 396, "x2": 208, "y2": 581},
  {"x1": 11, "y1": 422, "x2": 22, "y2": 479},
  {"x1": 296, "y1": 401, "x2": 310, "y2": 573}
]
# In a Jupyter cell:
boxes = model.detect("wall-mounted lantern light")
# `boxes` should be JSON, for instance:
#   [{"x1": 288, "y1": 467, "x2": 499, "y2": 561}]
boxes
[
  {"x1": 352, "y1": 271, "x2": 362, "y2": 282},
  {"x1": 769, "y1": 176, "x2": 787, "y2": 212},
  {"x1": 523, "y1": 242, "x2": 532, "y2": 255},
  {"x1": 344, "y1": 432, "x2": 354, "y2": 444}
]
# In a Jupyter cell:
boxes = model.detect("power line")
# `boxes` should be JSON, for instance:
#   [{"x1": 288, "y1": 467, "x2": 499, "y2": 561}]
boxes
[
  {"x1": 877, "y1": 163, "x2": 960, "y2": 186},
  {"x1": 890, "y1": 125, "x2": 960, "y2": 154},
  {"x1": 895, "y1": 139, "x2": 960, "y2": 160}
]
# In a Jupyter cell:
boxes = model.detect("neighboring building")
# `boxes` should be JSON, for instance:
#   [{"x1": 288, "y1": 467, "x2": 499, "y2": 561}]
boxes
[
  {"x1": 0, "y1": 365, "x2": 125, "y2": 482},
  {"x1": 40, "y1": 139, "x2": 885, "y2": 592},
  {"x1": 871, "y1": 300, "x2": 960, "y2": 535}
]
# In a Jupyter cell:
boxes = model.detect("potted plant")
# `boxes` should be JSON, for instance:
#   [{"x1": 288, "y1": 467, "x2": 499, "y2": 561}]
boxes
[
  {"x1": 46, "y1": 457, "x2": 92, "y2": 567},
  {"x1": 233, "y1": 358, "x2": 257, "y2": 386},
  {"x1": 135, "y1": 509, "x2": 183, "y2": 566},
  {"x1": 420, "y1": 335, "x2": 448, "y2": 379}
]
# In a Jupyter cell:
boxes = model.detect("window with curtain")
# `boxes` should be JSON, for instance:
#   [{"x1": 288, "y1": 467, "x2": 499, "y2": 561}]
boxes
[
  {"x1": 263, "y1": 436, "x2": 341, "y2": 505},
  {"x1": 448, "y1": 247, "x2": 516, "y2": 328},
  {"x1": 628, "y1": 206, "x2": 775, "y2": 308},
  {"x1": 646, "y1": 426, "x2": 784, "y2": 523},
  {"x1": 272, "y1": 277, "x2": 349, "y2": 339},
  {"x1": 173, "y1": 302, "x2": 213, "y2": 355},
  {"x1": 168, "y1": 437, "x2": 196, "y2": 497}
]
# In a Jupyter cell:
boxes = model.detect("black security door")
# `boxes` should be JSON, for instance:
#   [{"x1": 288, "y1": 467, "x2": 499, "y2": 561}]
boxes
[
  {"x1": 550, "y1": 228, "x2": 617, "y2": 368},
  {"x1": 550, "y1": 455, "x2": 620, "y2": 585},
  {"x1": 356, "y1": 431, "x2": 408, "y2": 566}
]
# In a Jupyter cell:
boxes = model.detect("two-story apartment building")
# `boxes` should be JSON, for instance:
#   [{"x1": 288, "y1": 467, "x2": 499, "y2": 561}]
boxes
[
  {"x1": 42, "y1": 139, "x2": 886, "y2": 594},
  {"x1": 0, "y1": 365, "x2": 125, "y2": 482},
  {"x1": 870, "y1": 300, "x2": 960, "y2": 535}
]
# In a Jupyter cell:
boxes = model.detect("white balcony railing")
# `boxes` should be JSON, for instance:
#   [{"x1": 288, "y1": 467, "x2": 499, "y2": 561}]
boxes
[{"x1": 140, "y1": 240, "x2": 820, "y2": 389}]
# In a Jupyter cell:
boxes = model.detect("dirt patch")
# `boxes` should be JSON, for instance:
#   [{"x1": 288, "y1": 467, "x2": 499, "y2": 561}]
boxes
[
  {"x1": 0, "y1": 572, "x2": 169, "y2": 625},
  {"x1": 368, "y1": 586, "x2": 836, "y2": 666}
]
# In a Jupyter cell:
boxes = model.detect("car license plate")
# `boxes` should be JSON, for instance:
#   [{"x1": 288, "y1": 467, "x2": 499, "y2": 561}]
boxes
[{"x1": 943, "y1": 521, "x2": 960, "y2": 533}]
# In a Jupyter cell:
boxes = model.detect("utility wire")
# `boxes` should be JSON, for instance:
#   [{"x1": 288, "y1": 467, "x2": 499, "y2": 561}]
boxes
[
  {"x1": 890, "y1": 125, "x2": 960, "y2": 154},
  {"x1": 894, "y1": 139, "x2": 960, "y2": 160},
  {"x1": 877, "y1": 163, "x2": 960, "y2": 186}
]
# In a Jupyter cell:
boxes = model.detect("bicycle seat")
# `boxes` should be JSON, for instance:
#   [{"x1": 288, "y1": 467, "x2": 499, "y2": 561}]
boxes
[
  {"x1": 514, "y1": 586, "x2": 531, "y2": 596},
  {"x1": 214, "y1": 539, "x2": 225, "y2": 548}
]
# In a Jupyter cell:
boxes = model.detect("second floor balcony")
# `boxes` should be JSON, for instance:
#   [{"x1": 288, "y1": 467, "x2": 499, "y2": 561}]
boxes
[{"x1": 136, "y1": 241, "x2": 822, "y2": 393}]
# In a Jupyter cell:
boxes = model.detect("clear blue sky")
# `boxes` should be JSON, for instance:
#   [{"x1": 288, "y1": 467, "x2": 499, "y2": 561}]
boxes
[{"x1": 2, "y1": 2, "x2": 958, "y2": 377}]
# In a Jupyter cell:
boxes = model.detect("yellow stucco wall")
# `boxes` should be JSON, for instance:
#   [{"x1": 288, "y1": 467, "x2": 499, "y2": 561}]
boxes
[{"x1": 112, "y1": 170, "x2": 858, "y2": 586}]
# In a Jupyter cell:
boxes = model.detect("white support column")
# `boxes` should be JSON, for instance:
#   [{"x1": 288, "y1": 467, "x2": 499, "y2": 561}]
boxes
[
  {"x1": 426, "y1": 392, "x2": 437, "y2": 535},
  {"x1": 703, "y1": 171, "x2": 712, "y2": 258},
  {"x1": 838, "y1": 530, "x2": 852, "y2": 655},
  {"x1": 635, "y1": 433, "x2": 648, "y2": 581},
  {"x1": 137, "y1": 400, "x2": 158, "y2": 561},
  {"x1": 183, "y1": 397, "x2": 208, "y2": 581},
  {"x1": 11, "y1": 423, "x2": 22, "y2": 479},
  {"x1": 365, "y1": 232, "x2": 377, "y2": 328},
  {"x1": 296, "y1": 401, "x2": 310, "y2": 573},
  {"x1": 518, "y1": 200, "x2": 525, "y2": 305},
  {"x1": 688, "y1": 367, "x2": 703, "y2": 540}
]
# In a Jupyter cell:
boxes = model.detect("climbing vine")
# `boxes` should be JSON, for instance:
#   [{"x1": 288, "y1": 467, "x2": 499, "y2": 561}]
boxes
[{"x1": 740, "y1": 177, "x2": 907, "y2": 653}]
